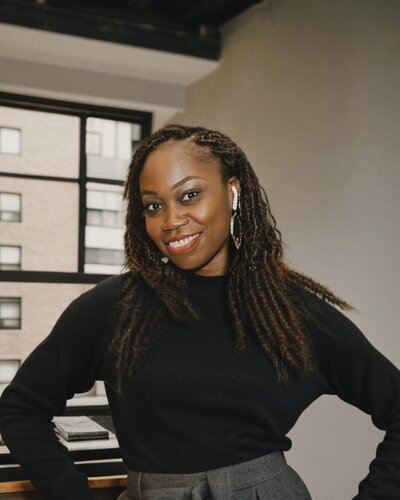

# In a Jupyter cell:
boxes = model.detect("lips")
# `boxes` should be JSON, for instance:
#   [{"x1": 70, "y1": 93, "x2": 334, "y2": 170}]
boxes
[{"x1": 165, "y1": 232, "x2": 202, "y2": 255}]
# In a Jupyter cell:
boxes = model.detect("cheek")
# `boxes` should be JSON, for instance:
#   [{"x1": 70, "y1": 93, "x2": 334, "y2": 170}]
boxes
[
  {"x1": 144, "y1": 218, "x2": 159, "y2": 243},
  {"x1": 201, "y1": 204, "x2": 231, "y2": 241}
]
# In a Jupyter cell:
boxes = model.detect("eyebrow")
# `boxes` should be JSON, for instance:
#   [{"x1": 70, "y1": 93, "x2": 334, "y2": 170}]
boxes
[{"x1": 141, "y1": 175, "x2": 205, "y2": 196}]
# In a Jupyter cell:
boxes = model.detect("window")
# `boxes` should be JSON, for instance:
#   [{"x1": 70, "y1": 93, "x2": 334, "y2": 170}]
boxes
[
  {"x1": 0, "y1": 192, "x2": 21, "y2": 222},
  {"x1": 85, "y1": 182, "x2": 125, "y2": 273},
  {"x1": 0, "y1": 245, "x2": 21, "y2": 270},
  {"x1": 86, "y1": 117, "x2": 141, "y2": 180},
  {"x1": 0, "y1": 92, "x2": 150, "y2": 410},
  {"x1": 86, "y1": 187, "x2": 124, "y2": 228},
  {"x1": 0, "y1": 127, "x2": 21, "y2": 155},
  {"x1": 87, "y1": 209, "x2": 124, "y2": 228},
  {"x1": 0, "y1": 360, "x2": 20, "y2": 384},
  {"x1": 0, "y1": 298, "x2": 21, "y2": 329},
  {"x1": 85, "y1": 248, "x2": 124, "y2": 266},
  {"x1": 86, "y1": 131, "x2": 102, "y2": 155}
]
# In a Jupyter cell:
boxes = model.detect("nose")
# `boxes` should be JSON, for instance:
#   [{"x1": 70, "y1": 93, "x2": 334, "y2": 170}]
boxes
[{"x1": 161, "y1": 205, "x2": 189, "y2": 232}]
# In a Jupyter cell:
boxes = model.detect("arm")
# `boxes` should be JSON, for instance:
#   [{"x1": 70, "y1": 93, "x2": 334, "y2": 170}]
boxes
[
  {"x1": 0, "y1": 279, "x2": 116, "y2": 499},
  {"x1": 307, "y1": 292, "x2": 400, "y2": 499}
]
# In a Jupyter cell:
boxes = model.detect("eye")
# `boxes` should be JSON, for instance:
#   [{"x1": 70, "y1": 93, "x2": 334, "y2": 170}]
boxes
[
  {"x1": 143, "y1": 201, "x2": 163, "y2": 213},
  {"x1": 181, "y1": 190, "x2": 200, "y2": 203}
]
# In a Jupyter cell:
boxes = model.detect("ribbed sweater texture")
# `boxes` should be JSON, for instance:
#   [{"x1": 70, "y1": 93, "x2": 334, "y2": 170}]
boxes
[{"x1": 0, "y1": 273, "x2": 400, "y2": 499}]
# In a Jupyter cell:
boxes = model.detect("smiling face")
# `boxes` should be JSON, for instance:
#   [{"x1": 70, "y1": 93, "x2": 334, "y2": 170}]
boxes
[{"x1": 139, "y1": 140, "x2": 240, "y2": 276}]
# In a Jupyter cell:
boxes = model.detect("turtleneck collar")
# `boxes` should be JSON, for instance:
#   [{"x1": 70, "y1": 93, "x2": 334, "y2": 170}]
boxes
[{"x1": 185, "y1": 272, "x2": 227, "y2": 300}]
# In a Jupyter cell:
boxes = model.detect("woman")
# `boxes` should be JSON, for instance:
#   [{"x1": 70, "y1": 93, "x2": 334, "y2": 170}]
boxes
[{"x1": 0, "y1": 124, "x2": 399, "y2": 500}]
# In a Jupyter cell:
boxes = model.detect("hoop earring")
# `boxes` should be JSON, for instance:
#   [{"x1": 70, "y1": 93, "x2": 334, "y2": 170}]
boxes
[{"x1": 230, "y1": 187, "x2": 242, "y2": 250}]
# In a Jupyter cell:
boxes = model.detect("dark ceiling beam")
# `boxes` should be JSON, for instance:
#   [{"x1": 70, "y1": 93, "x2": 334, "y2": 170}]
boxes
[
  {"x1": 206, "y1": 0, "x2": 264, "y2": 25},
  {"x1": 167, "y1": 0, "x2": 232, "y2": 25},
  {"x1": 127, "y1": 0, "x2": 155, "y2": 8},
  {"x1": 0, "y1": 0, "x2": 221, "y2": 60}
]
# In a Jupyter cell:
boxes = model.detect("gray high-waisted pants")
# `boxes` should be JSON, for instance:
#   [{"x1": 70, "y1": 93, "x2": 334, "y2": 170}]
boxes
[{"x1": 116, "y1": 451, "x2": 312, "y2": 499}]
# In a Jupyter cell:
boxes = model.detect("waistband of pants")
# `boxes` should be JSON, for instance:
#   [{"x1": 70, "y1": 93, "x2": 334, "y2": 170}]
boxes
[{"x1": 127, "y1": 451, "x2": 287, "y2": 493}]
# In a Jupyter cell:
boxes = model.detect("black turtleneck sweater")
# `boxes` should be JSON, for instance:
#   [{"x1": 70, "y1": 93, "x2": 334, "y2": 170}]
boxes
[{"x1": 0, "y1": 273, "x2": 400, "y2": 499}]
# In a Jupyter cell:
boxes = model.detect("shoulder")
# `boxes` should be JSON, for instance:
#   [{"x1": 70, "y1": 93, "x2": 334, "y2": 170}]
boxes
[
  {"x1": 91, "y1": 272, "x2": 128, "y2": 301},
  {"x1": 73, "y1": 272, "x2": 129, "y2": 309},
  {"x1": 54, "y1": 273, "x2": 132, "y2": 332},
  {"x1": 292, "y1": 285, "x2": 365, "y2": 350}
]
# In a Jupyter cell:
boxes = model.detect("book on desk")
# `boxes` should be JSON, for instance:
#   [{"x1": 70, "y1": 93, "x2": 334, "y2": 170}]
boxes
[
  {"x1": 0, "y1": 415, "x2": 127, "y2": 485},
  {"x1": 53, "y1": 416, "x2": 111, "y2": 442}
]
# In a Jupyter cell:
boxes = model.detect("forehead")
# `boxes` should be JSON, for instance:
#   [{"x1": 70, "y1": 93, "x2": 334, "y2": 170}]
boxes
[{"x1": 139, "y1": 141, "x2": 223, "y2": 190}]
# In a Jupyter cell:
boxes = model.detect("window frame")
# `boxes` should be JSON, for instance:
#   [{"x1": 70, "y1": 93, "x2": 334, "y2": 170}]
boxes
[
  {"x1": 0, "y1": 91, "x2": 151, "y2": 274},
  {"x1": 0, "y1": 92, "x2": 152, "y2": 411}
]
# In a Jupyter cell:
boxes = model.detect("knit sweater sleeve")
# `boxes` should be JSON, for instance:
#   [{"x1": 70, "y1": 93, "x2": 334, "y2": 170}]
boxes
[
  {"x1": 305, "y1": 291, "x2": 400, "y2": 499},
  {"x1": 0, "y1": 277, "x2": 118, "y2": 500}
]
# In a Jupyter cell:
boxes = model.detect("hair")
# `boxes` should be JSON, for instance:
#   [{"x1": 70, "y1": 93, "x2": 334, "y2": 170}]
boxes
[{"x1": 109, "y1": 124, "x2": 353, "y2": 394}]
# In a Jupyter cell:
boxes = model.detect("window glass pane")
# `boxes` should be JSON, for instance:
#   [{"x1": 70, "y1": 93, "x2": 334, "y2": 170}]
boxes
[
  {"x1": 85, "y1": 248, "x2": 124, "y2": 265},
  {"x1": 87, "y1": 209, "x2": 103, "y2": 226},
  {"x1": 0, "y1": 128, "x2": 21, "y2": 154},
  {"x1": 0, "y1": 98, "x2": 149, "y2": 405},
  {"x1": 132, "y1": 123, "x2": 141, "y2": 141},
  {"x1": 101, "y1": 120, "x2": 116, "y2": 158},
  {"x1": 0, "y1": 299, "x2": 21, "y2": 319},
  {"x1": 117, "y1": 122, "x2": 132, "y2": 160},
  {"x1": 0, "y1": 177, "x2": 78, "y2": 272},
  {"x1": 0, "y1": 319, "x2": 20, "y2": 328},
  {"x1": 85, "y1": 182, "x2": 125, "y2": 273},
  {"x1": 0, "y1": 360, "x2": 20, "y2": 383},
  {"x1": 0, "y1": 246, "x2": 21, "y2": 265},
  {"x1": 0, "y1": 193, "x2": 21, "y2": 211},
  {"x1": 102, "y1": 210, "x2": 117, "y2": 227},
  {"x1": 86, "y1": 132, "x2": 101, "y2": 156},
  {"x1": 0, "y1": 211, "x2": 20, "y2": 222},
  {"x1": 0, "y1": 106, "x2": 79, "y2": 178},
  {"x1": 87, "y1": 190, "x2": 104, "y2": 209},
  {"x1": 104, "y1": 191, "x2": 119, "y2": 210},
  {"x1": 0, "y1": 192, "x2": 22, "y2": 222},
  {"x1": 86, "y1": 117, "x2": 141, "y2": 180}
]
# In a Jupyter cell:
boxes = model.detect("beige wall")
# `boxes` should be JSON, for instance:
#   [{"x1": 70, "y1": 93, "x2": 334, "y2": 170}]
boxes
[
  {"x1": 171, "y1": 0, "x2": 400, "y2": 498},
  {"x1": 0, "y1": 106, "x2": 80, "y2": 178},
  {"x1": 0, "y1": 282, "x2": 93, "y2": 360},
  {"x1": 0, "y1": 176, "x2": 79, "y2": 272}
]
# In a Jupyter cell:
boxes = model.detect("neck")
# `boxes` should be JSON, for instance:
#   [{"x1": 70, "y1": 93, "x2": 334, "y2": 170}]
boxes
[{"x1": 184, "y1": 271, "x2": 227, "y2": 299}]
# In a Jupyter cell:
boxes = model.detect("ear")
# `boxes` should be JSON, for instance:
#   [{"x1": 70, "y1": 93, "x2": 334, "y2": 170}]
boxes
[{"x1": 227, "y1": 176, "x2": 240, "y2": 210}]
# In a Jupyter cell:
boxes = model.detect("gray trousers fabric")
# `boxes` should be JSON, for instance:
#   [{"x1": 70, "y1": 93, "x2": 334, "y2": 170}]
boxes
[{"x1": 116, "y1": 452, "x2": 312, "y2": 499}]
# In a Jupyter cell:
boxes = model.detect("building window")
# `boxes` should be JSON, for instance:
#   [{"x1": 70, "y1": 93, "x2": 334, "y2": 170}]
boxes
[
  {"x1": 87, "y1": 209, "x2": 124, "y2": 228},
  {"x1": 0, "y1": 192, "x2": 22, "y2": 222},
  {"x1": 0, "y1": 360, "x2": 20, "y2": 384},
  {"x1": 0, "y1": 92, "x2": 150, "y2": 411},
  {"x1": 86, "y1": 117, "x2": 141, "y2": 180},
  {"x1": 0, "y1": 245, "x2": 21, "y2": 270},
  {"x1": 0, "y1": 127, "x2": 21, "y2": 155},
  {"x1": 86, "y1": 131, "x2": 102, "y2": 156},
  {"x1": 0, "y1": 298, "x2": 21, "y2": 329},
  {"x1": 85, "y1": 248, "x2": 124, "y2": 266},
  {"x1": 86, "y1": 187, "x2": 124, "y2": 228}
]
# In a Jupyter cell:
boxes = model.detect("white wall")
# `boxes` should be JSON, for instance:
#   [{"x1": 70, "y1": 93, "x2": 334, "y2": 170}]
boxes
[
  {"x1": 171, "y1": 1, "x2": 400, "y2": 498},
  {"x1": 0, "y1": 23, "x2": 219, "y2": 130}
]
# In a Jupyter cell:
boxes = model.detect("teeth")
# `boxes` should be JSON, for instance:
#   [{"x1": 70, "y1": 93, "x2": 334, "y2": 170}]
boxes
[{"x1": 169, "y1": 233, "x2": 200, "y2": 248}]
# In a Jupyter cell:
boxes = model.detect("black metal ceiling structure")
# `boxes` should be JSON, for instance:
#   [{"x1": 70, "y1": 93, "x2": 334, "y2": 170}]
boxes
[{"x1": 0, "y1": 0, "x2": 264, "y2": 60}]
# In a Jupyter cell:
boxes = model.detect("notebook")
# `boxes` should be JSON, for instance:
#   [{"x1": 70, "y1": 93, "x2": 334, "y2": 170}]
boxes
[{"x1": 53, "y1": 416, "x2": 110, "y2": 442}]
